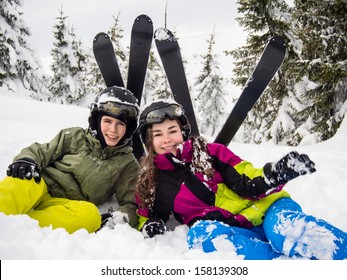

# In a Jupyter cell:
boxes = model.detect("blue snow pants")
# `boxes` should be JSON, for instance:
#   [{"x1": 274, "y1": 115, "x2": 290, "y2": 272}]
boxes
[{"x1": 187, "y1": 198, "x2": 347, "y2": 260}]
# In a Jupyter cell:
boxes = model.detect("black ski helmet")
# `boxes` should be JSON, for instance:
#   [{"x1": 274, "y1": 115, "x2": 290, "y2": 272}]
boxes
[
  {"x1": 88, "y1": 86, "x2": 139, "y2": 145},
  {"x1": 138, "y1": 99, "x2": 191, "y2": 143}
]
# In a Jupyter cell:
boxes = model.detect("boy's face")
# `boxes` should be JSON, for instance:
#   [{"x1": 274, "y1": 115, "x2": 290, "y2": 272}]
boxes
[{"x1": 100, "y1": 115, "x2": 126, "y2": 146}]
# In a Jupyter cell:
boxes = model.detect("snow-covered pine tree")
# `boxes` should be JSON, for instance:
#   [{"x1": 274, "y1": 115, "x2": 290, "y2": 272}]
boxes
[
  {"x1": 194, "y1": 28, "x2": 228, "y2": 137},
  {"x1": 49, "y1": 8, "x2": 74, "y2": 103},
  {"x1": 49, "y1": 8, "x2": 90, "y2": 105},
  {"x1": 86, "y1": 56, "x2": 105, "y2": 96},
  {"x1": 291, "y1": 0, "x2": 347, "y2": 143},
  {"x1": 69, "y1": 35, "x2": 103, "y2": 107},
  {"x1": 230, "y1": 0, "x2": 347, "y2": 145},
  {"x1": 67, "y1": 29, "x2": 88, "y2": 104},
  {"x1": 228, "y1": 0, "x2": 299, "y2": 144},
  {"x1": 0, "y1": 0, "x2": 51, "y2": 100},
  {"x1": 81, "y1": 46, "x2": 105, "y2": 105}
]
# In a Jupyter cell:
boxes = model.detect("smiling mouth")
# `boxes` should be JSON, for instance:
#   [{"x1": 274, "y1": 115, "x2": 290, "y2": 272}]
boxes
[
  {"x1": 162, "y1": 145, "x2": 176, "y2": 150},
  {"x1": 107, "y1": 135, "x2": 118, "y2": 140}
]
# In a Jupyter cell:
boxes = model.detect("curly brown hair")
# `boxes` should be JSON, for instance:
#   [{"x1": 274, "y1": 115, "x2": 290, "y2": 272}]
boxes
[{"x1": 135, "y1": 127, "x2": 158, "y2": 210}]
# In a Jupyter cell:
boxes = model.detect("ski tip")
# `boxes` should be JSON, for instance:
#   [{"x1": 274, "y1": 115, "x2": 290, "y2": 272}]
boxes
[
  {"x1": 93, "y1": 32, "x2": 109, "y2": 43},
  {"x1": 135, "y1": 14, "x2": 153, "y2": 24},
  {"x1": 270, "y1": 35, "x2": 286, "y2": 48},
  {"x1": 154, "y1": 27, "x2": 175, "y2": 41}
]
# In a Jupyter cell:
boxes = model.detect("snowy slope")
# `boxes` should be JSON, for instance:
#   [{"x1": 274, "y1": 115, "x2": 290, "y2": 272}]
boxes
[{"x1": 0, "y1": 91, "x2": 346, "y2": 262}]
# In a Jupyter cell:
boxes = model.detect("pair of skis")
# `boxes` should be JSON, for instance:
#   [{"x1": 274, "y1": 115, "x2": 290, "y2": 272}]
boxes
[{"x1": 93, "y1": 16, "x2": 286, "y2": 159}]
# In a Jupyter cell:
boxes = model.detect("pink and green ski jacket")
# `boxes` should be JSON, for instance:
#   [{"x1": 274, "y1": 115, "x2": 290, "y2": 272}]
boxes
[{"x1": 137, "y1": 139, "x2": 290, "y2": 230}]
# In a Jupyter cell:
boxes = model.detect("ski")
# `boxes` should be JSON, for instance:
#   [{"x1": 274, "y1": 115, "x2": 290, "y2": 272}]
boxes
[
  {"x1": 93, "y1": 32, "x2": 124, "y2": 87},
  {"x1": 127, "y1": 14, "x2": 153, "y2": 102},
  {"x1": 154, "y1": 28, "x2": 200, "y2": 136},
  {"x1": 214, "y1": 35, "x2": 286, "y2": 146},
  {"x1": 127, "y1": 14, "x2": 153, "y2": 160}
]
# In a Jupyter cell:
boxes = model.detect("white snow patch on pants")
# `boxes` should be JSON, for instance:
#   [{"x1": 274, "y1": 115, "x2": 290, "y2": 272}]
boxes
[{"x1": 275, "y1": 213, "x2": 338, "y2": 259}]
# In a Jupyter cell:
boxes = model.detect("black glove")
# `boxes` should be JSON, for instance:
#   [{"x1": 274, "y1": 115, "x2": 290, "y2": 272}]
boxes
[
  {"x1": 7, "y1": 158, "x2": 41, "y2": 183},
  {"x1": 100, "y1": 212, "x2": 113, "y2": 228},
  {"x1": 142, "y1": 218, "x2": 166, "y2": 238},
  {"x1": 264, "y1": 151, "x2": 316, "y2": 186}
]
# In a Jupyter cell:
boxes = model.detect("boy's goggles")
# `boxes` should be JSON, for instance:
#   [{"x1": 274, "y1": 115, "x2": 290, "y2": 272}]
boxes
[{"x1": 98, "y1": 102, "x2": 138, "y2": 119}]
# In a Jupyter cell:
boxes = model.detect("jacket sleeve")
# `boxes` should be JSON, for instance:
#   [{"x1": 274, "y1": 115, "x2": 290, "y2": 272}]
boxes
[
  {"x1": 114, "y1": 158, "x2": 139, "y2": 228},
  {"x1": 13, "y1": 128, "x2": 74, "y2": 168},
  {"x1": 208, "y1": 143, "x2": 278, "y2": 199}
]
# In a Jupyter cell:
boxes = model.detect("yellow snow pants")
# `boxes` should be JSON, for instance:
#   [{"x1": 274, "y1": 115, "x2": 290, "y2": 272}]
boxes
[{"x1": 0, "y1": 176, "x2": 101, "y2": 233}]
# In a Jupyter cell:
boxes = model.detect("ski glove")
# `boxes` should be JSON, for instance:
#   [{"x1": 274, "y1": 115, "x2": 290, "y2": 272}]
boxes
[
  {"x1": 7, "y1": 158, "x2": 41, "y2": 183},
  {"x1": 100, "y1": 211, "x2": 129, "y2": 229},
  {"x1": 264, "y1": 151, "x2": 316, "y2": 187},
  {"x1": 142, "y1": 218, "x2": 166, "y2": 238}
]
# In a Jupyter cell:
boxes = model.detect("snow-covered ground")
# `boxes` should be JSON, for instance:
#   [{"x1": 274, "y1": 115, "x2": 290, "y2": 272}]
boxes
[{"x1": 1, "y1": 91, "x2": 346, "y2": 278}]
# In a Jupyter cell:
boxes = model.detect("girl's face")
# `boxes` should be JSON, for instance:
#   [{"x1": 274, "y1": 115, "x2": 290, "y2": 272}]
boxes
[
  {"x1": 100, "y1": 115, "x2": 126, "y2": 146},
  {"x1": 151, "y1": 119, "x2": 184, "y2": 155}
]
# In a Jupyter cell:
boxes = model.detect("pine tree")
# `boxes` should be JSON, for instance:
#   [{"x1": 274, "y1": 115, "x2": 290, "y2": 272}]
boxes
[
  {"x1": 67, "y1": 28, "x2": 88, "y2": 103},
  {"x1": 228, "y1": 0, "x2": 297, "y2": 144},
  {"x1": 49, "y1": 8, "x2": 72, "y2": 103},
  {"x1": 292, "y1": 0, "x2": 347, "y2": 142},
  {"x1": 49, "y1": 8, "x2": 90, "y2": 104},
  {"x1": 230, "y1": 0, "x2": 347, "y2": 145},
  {"x1": 83, "y1": 52, "x2": 105, "y2": 103},
  {"x1": 0, "y1": 0, "x2": 51, "y2": 100},
  {"x1": 195, "y1": 28, "x2": 228, "y2": 137}
]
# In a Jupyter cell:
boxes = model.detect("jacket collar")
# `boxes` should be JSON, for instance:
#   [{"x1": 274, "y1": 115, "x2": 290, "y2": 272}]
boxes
[
  {"x1": 153, "y1": 140, "x2": 193, "y2": 170},
  {"x1": 86, "y1": 130, "x2": 133, "y2": 158}
]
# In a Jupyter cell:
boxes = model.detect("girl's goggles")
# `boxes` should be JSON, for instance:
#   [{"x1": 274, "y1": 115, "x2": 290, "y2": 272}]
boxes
[{"x1": 143, "y1": 104, "x2": 183, "y2": 125}]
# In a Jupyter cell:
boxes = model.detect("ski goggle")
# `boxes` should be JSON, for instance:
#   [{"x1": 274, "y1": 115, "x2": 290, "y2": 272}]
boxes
[
  {"x1": 96, "y1": 102, "x2": 139, "y2": 119},
  {"x1": 142, "y1": 104, "x2": 184, "y2": 125}
]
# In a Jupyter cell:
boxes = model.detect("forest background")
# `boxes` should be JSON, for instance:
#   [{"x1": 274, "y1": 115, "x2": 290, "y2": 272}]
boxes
[{"x1": 1, "y1": 0, "x2": 346, "y2": 146}]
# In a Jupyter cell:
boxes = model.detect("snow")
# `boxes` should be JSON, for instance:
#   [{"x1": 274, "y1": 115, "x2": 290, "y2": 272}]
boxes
[
  {"x1": 0, "y1": 90, "x2": 346, "y2": 277},
  {"x1": 154, "y1": 28, "x2": 172, "y2": 41}
]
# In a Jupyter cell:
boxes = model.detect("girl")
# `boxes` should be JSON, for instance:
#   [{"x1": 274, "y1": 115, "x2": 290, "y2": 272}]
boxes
[
  {"x1": 135, "y1": 99, "x2": 347, "y2": 260},
  {"x1": 0, "y1": 86, "x2": 140, "y2": 233}
]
